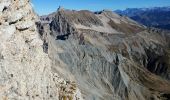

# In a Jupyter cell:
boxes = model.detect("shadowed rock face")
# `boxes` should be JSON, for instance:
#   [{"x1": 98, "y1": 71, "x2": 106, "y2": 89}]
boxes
[{"x1": 37, "y1": 8, "x2": 170, "y2": 100}]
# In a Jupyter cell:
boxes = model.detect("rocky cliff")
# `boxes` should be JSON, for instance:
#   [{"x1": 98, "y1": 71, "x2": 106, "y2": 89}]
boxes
[
  {"x1": 0, "y1": 0, "x2": 83, "y2": 100},
  {"x1": 37, "y1": 8, "x2": 170, "y2": 100}
]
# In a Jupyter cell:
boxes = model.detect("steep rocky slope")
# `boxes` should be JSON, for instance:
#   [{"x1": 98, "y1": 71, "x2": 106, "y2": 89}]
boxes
[
  {"x1": 37, "y1": 8, "x2": 170, "y2": 100},
  {"x1": 0, "y1": 0, "x2": 83, "y2": 100}
]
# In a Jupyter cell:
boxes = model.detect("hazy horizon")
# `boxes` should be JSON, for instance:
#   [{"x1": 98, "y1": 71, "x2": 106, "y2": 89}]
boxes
[{"x1": 31, "y1": 0, "x2": 170, "y2": 15}]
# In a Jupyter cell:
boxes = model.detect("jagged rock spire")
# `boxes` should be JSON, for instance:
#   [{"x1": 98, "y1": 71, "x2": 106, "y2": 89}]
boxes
[{"x1": 58, "y1": 6, "x2": 64, "y2": 11}]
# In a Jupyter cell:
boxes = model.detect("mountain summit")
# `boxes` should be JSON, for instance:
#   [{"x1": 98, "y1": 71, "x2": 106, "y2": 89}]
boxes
[
  {"x1": 37, "y1": 7, "x2": 170, "y2": 100},
  {"x1": 0, "y1": 1, "x2": 170, "y2": 99}
]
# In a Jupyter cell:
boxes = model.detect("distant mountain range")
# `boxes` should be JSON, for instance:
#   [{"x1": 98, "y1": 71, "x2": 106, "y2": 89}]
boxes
[{"x1": 115, "y1": 7, "x2": 170, "y2": 30}]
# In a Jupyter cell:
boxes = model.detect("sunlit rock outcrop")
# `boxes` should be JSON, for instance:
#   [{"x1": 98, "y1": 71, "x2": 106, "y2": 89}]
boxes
[{"x1": 0, "y1": 0, "x2": 83, "y2": 99}]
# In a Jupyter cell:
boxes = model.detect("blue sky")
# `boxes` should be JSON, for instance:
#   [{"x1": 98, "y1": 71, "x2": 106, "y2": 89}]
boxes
[{"x1": 31, "y1": 0, "x2": 170, "y2": 15}]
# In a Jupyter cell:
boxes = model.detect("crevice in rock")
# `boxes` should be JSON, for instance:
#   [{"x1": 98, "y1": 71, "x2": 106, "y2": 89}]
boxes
[
  {"x1": 79, "y1": 33, "x2": 85, "y2": 45},
  {"x1": 17, "y1": 27, "x2": 29, "y2": 31},
  {"x1": 9, "y1": 17, "x2": 23, "y2": 25},
  {"x1": 2, "y1": 6, "x2": 8, "y2": 12},
  {"x1": 10, "y1": 74, "x2": 13, "y2": 77},
  {"x1": 161, "y1": 94, "x2": 170, "y2": 99},
  {"x1": 9, "y1": 21, "x2": 18, "y2": 25},
  {"x1": 56, "y1": 33, "x2": 70, "y2": 40},
  {"x1": 0, "y1": 54, "x2": 4, "y2": 60},
  {"x1": 43, "y1": 41, "x2": 48, "y2": 53},
  {"x1": 115, "y1": 54, "x2": 119, "y2": 66}
]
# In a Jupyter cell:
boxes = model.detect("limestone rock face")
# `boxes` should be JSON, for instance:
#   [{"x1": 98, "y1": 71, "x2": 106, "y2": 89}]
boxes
[
  {"x1": 0, "y1": 0, "x2": 83, "y2": 100},
  {"x1": 38, "y1": 8, "x2": 170, "y2": 100}
]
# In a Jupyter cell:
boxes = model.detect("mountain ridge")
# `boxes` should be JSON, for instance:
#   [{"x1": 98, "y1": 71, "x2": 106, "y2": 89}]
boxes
[
  {"x1": 0, "y1": 1, "x2": 170, "y2": 99},
  {"x1": 115, "y1": 6, "x2": 170, "y2": 30},
  {"x1": 37, "y1": 7, "x2": 170, "y2": 100}
]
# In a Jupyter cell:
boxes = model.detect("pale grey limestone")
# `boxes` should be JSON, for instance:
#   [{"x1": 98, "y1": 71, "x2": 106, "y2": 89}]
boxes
[{"x1": 0, "y1": 0, "x2": 83, "y2": 100}]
